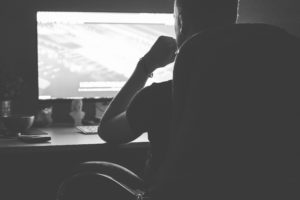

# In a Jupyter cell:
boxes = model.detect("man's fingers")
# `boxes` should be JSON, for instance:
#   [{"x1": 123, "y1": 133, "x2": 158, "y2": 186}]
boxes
[{"x1": 142, "y1": 35, "x2": 177, "y2": 71}]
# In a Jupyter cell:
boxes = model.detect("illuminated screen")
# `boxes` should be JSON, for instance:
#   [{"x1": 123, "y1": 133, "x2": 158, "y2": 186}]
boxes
[{"x1": 37, "y1": 12, "x2": 175, "y2": 100}]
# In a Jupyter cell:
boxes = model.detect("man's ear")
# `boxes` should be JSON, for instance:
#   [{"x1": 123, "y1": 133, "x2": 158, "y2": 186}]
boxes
[
  {"x1": 178, "y1": 14, "x2": 184, "y2": 34},
  {"x1": 179, "y1": 14, "x2": 194, "y2": 37},
  {"x1": 176, "y1": 14, "x2": 186, "y2": 47},
  {"x1": 177, "y1": 14, "x2": 192, "y2": 47}
]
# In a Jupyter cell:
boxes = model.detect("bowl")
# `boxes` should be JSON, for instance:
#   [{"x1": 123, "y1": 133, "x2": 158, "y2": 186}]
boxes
[{"x1": 0, "y1": 115, "x2": 35, "y2": 136}]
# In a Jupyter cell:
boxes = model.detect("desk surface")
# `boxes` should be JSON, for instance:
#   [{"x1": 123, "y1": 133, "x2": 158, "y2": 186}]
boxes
[{"x1": 0, "y1": 126, "x2": 149, "y2": 153}]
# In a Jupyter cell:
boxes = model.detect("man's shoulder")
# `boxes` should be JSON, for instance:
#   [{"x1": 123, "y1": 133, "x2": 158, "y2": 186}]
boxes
[{"x1": 183, "y1": 24, "x2": 288, "y2": 47}]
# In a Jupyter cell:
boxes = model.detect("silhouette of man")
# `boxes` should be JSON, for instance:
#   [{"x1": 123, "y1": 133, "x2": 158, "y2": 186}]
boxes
[
  {"x1": 57, "y1": 1, "x2": 253, "y2": 200},
  {"x1": 99, "y1": 0, "x2": 239, "y2": 186},
  {"x1": 59, "y1": 1, "x2": 300, "y2": 199}
]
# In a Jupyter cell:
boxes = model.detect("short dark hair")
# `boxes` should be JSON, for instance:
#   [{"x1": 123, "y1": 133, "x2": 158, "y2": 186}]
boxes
[{"x1": 176, "y1": 0, "x2": 239, "y2": 30}]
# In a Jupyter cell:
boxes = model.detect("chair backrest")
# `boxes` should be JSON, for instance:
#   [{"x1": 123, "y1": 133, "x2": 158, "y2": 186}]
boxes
[{"x1": 150, "y1": 24, "x2": 300, "y2": 199}]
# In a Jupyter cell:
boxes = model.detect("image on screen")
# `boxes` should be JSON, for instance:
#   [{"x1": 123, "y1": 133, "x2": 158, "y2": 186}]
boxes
[{"x1": 37, "y1": 12, "x2": 175, "y2": 100}]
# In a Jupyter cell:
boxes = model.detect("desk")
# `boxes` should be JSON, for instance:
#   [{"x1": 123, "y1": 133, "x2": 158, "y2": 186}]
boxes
[
  {"x1": 0, "y1": 126, "x2": 149, "y2": 200},
  {"x1": 0, "y1": 126, "x2": 149, "y2": 153}
]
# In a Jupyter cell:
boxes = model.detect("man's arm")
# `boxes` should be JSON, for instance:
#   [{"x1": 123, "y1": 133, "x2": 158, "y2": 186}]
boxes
[{"x1": 98, "y1": 36, "x2": 177, "y2": 144}]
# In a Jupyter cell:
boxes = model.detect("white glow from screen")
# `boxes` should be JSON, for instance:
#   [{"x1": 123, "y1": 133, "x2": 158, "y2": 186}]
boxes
[{"x1": 37, "y1": 11, "x2": 175, "y2": 100}]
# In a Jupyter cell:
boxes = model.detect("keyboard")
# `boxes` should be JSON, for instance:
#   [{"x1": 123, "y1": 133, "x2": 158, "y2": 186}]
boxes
[{"x1": 77, "y1": 125, "x2": 99, "y2": 135}]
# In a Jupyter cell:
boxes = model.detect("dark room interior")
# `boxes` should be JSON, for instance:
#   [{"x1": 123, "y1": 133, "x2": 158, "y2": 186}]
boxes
[{"x1": 0, "y1": 0, "x2": 300, "y2": 199}]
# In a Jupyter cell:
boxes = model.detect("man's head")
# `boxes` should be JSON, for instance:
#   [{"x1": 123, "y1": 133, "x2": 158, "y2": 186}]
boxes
[{"x1": 174, "y1": 0, "x2": 240, "y2": 47}]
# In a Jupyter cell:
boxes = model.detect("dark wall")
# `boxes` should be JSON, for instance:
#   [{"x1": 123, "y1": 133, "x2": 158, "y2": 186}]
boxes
[
  {"x1": 238, "y1": 0, "x2": 300, "y2": 35},
  {"x1": 1, "y1": 0, "x2": 300, "y2": 115},
  {"x1": 1, "y1": 0, "x2": 39, "y2": 115}
]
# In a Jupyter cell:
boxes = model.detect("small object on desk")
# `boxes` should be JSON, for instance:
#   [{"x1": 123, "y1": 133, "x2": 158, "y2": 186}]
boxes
[
  {"x1": 77, "y1": 125, "x2": 98, "y2": 135},
  {"x1": 0, "y1": 128, "x2": 48, "y2": 139},
  {"x1": 17, "y1": 133, "x2": 51, "y2": 143},
  {"x1": 0, "y1": 114, "x2": 35, "y2": 136},
  {"x1": 34, "y1": 106, "x2": 53, "y2": 127},
  {"x1": 23, "y1": 128, "x2": 49, "y2": 135},
  {"x1": 69, "y1": 99, "x2": 85, "y2": 126}
]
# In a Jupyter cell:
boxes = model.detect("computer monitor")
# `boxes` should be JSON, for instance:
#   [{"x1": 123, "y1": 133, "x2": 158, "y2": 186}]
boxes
[{"x1": 37, "y1": 11, "x2": 175, "y2": 100}]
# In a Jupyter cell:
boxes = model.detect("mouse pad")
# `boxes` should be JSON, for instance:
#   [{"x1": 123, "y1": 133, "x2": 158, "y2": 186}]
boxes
[
  {"x1": 22, "y1": 129, "x2": 49, "y2": 135},
  {"x1": 18, "y1": 135, "x2": 51, "y2": 143}
]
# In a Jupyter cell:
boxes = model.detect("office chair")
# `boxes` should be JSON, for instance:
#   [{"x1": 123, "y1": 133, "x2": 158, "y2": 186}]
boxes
[
  {"x1": 57, "y1": 24, "x2": 300, "y2": 200},
  {"x1": 56, "y1": 161, "x2": 146, "y2": 200},
  {"x1": 150, "y1": 23, "x2": 300, "y2": 199}
]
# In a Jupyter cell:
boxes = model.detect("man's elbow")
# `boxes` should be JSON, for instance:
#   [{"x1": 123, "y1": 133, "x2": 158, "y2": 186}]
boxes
[
  {"x1": 98, "y1": 125, "x2": 111, "y2": 142},
  {"x1": 98, "y1": 125, "x2": 125, "y2": 144}
]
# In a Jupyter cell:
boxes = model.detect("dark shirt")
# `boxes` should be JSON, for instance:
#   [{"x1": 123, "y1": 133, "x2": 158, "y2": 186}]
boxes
[{"x1": 127, "y1": 80, "x2": 172, "y2": 185}]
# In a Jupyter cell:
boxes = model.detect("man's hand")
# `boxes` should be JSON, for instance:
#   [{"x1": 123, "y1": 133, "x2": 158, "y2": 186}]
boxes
[{"x1": 141, "y1": 36, "x2": 177, "y2": 74}]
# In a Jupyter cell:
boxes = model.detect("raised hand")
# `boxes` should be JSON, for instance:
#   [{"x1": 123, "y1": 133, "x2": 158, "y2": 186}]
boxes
[{"x1": 140, "y1": 36, "x2": 177, "y2": 74}]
